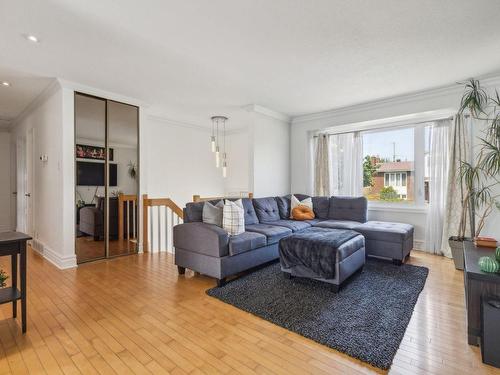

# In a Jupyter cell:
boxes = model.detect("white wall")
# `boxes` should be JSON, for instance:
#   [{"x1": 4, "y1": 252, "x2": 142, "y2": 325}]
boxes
[
  {"x1": 290, "y1": 76, "x2": 500, "y2": 243},
  {"x1": 141, "y1": 116, "x2": 226, "y2": 207},
  {"x1": 223, "y1": 128, "x2": 250, "y2": 196},
  {"x1": 250, "y1": 112, "x2": 291, "y2": 197},
  {"x1": 0, "y1": 131, "x2": 12, "y2": 232},
  {"x1": 10, "y1": 82, "x2": 77, "y2": 268}
]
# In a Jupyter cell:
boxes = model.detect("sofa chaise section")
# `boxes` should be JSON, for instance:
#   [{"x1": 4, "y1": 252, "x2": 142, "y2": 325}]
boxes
[{"x1": 354, "y1": 221, "x2": 414, "y2": 264}]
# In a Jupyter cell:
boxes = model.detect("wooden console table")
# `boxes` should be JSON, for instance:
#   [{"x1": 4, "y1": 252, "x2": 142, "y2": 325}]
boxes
[
  {"x1": 464, "y1": 240, "x2": 500, "y2": 345},
  {"x1": 0, "y1": 231, "x2": 31, "y2": 333}
]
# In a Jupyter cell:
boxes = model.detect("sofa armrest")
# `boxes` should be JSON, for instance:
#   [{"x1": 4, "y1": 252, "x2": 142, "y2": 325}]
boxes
[
  {"x1": 80, "y1": 207, "x2": 103, "y2": 226},
  {"x1": 173, "y1": 222, "x2": 229, "y2": 257}
]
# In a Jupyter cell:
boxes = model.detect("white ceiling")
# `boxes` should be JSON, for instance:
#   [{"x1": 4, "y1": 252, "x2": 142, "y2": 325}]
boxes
[
  {"x1": 0, "y1": 66, "x2": 54, "y2": 129},
  {"x1": 1, "y1": 0, "x2": 500, "y2": 126}
]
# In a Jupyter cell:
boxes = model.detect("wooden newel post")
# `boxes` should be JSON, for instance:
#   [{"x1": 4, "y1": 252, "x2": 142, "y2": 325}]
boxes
[
  {"x1": 118, "y1": 193, "x2": 124, "y2": 241},
  {"x1": 142, "y1": 194, "x2": 149, "y2": 252}
]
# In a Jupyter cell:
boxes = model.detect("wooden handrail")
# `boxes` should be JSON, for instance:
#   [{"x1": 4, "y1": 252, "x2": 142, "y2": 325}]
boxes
[
  {"x1": 193, "y1": 192, "x2": 253, "y2": 202},
  {"x1": 143, "y1": 198, "x2": 184, "y2": 218},
  {"x1": 142, "y1": 194, "x2": 183, "y2": 252}
]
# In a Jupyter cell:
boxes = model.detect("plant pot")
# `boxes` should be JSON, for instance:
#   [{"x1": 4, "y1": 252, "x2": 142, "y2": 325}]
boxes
[{"x1": 449, "y1": 236, "x2": 467, "y2": 270}]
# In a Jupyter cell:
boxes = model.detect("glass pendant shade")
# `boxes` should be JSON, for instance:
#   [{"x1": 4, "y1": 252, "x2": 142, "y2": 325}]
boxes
[
  {"x1": 215, "y1": 147, "x2": 220, "y2": 168},
  {"x1": 211, "y1": 116, "x2": 228, "y2": 172},
  {"x1": 210, "y1": 136, "x2": 216, "y2": 152}
]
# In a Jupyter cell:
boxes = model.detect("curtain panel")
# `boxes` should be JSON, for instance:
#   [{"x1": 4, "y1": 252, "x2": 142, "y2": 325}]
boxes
[
  {"x1": 313, "y1": 134, "x2": 331, "y2": 196},
  {"x1": 424, "y1": 119, "x2": 452, "y2": 255},
  {"x1": 313, "y1": 132, "x2": 363, "y2": 197}
]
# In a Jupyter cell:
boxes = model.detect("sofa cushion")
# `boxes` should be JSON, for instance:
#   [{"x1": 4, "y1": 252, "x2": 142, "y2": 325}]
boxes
[
  {"x1": 276, "y1": 196, "x2": 291, "y2": 219},
  {"x1": 184, "y1": 200, "x2": 220, "y2": 223},
  {"x1": 313, "y1": 219, "x2": 362, "y2": 230},
  {"x1": 354, "y1": 221, "x2": 414, "y2": 243},
  {"x1": 305, "y1": 218, "x2": 325, "y2": 226},
  {"x1": 253, "y1": 197, "x2": 281, "y2": 222},
  {"x1": 229, "y1": 231, "x2": 267, "y2": 256},
  {"x1": 202, "y1": 200, "x2": 224, "y2": 226},
  {"x1": 312, "y1": 196, "x2": 330, "y2": 219},
  {"x1": 262, "y1": 219, "x2": 312, "y2": 232},
  {"x1": 328, "y1": 196, "x2": 367, "y2": 223},
  {"x1": 245, "y1": 224, "x2": 292, "y2": 244},
  {"x1": 241, "y1": 198, "x2": 259, "y2": 225}
]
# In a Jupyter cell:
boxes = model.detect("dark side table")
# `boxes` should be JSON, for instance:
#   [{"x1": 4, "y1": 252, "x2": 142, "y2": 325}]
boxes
[
  {"x1": 464, "y1": 240, "x2": 500, "y2": 346},
  {"x1": 0, "y1": 231, "x2": 31, "y2": 333}
]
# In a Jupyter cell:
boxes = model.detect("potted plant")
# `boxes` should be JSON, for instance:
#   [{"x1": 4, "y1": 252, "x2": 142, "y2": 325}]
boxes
[
  {"x1": 128, "y1": 162, "x2": 137, "y2": 179},
  {"x1": 0, "y1": 269, "x2": 8, "y2": 288},
  {"x1": 449, "y1": 79, "x2": 500, "y2": 270}
]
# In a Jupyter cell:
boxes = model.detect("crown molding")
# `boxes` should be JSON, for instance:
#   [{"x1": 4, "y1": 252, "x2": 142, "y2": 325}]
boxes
[
  {"x1": 146, "y1": 114, "x2": 247, "y2": 135},
  {"x1": 243, "y1": 104, "x2": 291, "y2": 123},
  {"x1": 9, "y1": 78, "x2": 61, "y2": 130},
  {"x1": 58, "y1": 78, "x2": 148, "y2": 108},
  {"x1": 292, "y1": 72, "x2": 500, "y2": 125},
  {"x1": 0, "y1": 118, "x2": 11, "y2": 130}
]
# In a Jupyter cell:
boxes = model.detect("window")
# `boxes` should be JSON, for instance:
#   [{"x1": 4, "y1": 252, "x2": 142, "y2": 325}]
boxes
[{"x1": 362, "y1": 124, "x2": 431, "y2": 205}]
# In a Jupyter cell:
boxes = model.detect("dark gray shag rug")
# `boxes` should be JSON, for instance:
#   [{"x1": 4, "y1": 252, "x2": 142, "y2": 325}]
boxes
[{"x1": 206, "y1": 260, "x2": 428, "y2": 370}]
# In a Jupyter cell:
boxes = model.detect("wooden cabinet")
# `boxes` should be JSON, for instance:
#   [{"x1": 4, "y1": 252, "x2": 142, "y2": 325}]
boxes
[{"x1": 464, "y1": 241, "x2": 500, "y2": 346}]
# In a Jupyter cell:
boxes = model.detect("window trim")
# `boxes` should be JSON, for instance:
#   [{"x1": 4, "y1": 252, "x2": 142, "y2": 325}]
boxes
[{"x1": 310, "y1": 109, "x2": 456, "y2": 211}]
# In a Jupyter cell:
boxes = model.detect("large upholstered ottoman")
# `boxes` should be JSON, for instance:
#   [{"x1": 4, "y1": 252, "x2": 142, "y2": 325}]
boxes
[
  {"x1": 354, "y1": 221, "x2": 414, "y2": 265},
  {"x1": 279, "y1": 227, "x2": 365, "y2": 292}
]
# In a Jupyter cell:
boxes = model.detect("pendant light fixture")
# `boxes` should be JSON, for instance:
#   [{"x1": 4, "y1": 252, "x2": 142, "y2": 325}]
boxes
[
  {"x1": 210, "y1": 116, "x2": 228, "y2": 175},
  {"x1": 222, "y1": 118, "x2": 227, "y2": 178},
  {"x1": 210, "y1": 119, "x2": 216, "y2": 152}
]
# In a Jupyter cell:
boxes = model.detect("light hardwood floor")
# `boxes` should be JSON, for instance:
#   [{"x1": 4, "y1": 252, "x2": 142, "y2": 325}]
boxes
[{"x1": 0, "y1": 248, "x2": 499, "y2": 375}]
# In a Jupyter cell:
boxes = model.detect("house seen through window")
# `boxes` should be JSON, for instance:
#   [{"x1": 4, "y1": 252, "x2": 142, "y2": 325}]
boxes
[{"x1": 361, "y1": 125, "x2": 431, "y2": 204}]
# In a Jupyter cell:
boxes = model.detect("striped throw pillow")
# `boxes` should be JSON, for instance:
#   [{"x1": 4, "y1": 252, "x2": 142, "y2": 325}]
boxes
[{"x1": 223, "y1": 199, "x2": 245, "y2": 236}]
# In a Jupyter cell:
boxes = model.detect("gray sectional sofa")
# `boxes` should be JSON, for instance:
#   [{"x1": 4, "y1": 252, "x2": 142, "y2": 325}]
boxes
[{"x1": 173, "y1": 195, "x2": 414, "y2": 286}]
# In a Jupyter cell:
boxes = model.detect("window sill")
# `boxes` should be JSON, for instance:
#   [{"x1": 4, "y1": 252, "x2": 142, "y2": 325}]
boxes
[{"x1": 367, "y1": 203, "x2": 428, "y2": 214}]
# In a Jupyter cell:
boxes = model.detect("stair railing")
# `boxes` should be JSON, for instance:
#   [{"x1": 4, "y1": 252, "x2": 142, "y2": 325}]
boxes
[{"x1": 142, "y1": 194, "x2": 183, "y2": 253}]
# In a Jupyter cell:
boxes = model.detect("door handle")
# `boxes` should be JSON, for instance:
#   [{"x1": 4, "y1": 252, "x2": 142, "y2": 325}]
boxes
[{"x1": 25, "y1": 193, "x2": 31, "y2": 197}]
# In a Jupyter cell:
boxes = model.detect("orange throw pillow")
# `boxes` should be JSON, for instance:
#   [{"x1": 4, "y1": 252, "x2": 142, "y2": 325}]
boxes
[{"x1": 292, "y1": 205, "x2": 315, "y2": 221}]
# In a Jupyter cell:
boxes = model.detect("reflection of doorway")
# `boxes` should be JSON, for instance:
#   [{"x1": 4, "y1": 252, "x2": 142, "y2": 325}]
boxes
[
  {"x1": 16, "y1": 130, "x2": 34, "y2": 235},
  {"x1": 74, "y1": 93, "x2": 139, "y2": 263},
  {"x1": 0, "y1": 131, "x2": 12, "y2": 232}
]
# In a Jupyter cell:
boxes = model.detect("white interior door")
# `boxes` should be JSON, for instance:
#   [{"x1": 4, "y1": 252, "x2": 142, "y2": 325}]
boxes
[
  {"x1": 16, "y1": 130, "x2": 35, "y2": 236},
  {"x1": 16, "y1": 136, "x2": 26, "y2": 232},
  {"x1": 0, "y1": 132, "x2": 12, "y2": 232},
  {"x1": 26, "y1": 128, "x2": 34, "y2": 236}
]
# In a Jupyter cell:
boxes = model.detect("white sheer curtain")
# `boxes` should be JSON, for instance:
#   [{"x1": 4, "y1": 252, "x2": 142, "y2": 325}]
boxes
[
  {"x1": 329, "y1": 132, "x2": 363, "y2": 196},
  {"x1": 313, "y1": 134, "x2": 331, "y2": 196},
  {"x1": 424, "y1": 119, "x2": 452, "y2": 255}
]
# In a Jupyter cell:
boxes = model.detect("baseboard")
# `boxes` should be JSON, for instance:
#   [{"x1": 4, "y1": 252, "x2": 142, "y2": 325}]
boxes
[
  {"x1": 31, "y1": 239, "x2": 77, "y2": 269},
  {"x1": 413, "y1": 239, "x2": 424, "y2": 251}
]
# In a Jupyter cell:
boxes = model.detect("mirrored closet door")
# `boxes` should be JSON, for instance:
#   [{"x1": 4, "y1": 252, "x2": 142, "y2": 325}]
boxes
[{"x1": 74, "y1": 93, "x2": 139, "y2": 263}]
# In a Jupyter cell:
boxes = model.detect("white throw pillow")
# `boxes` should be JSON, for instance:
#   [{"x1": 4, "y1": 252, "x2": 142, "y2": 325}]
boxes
[
  {"x1": 290, "y1": 195, "x2": 313, "y2": 219},
  {"x1": 223, "y1": 199, "x2": 245, "y2": 236}
]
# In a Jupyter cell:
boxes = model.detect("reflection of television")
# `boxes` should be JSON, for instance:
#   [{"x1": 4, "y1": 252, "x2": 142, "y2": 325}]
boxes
[{"x1": 77, "y1": 161, "x2": 117, "y2": 186}]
